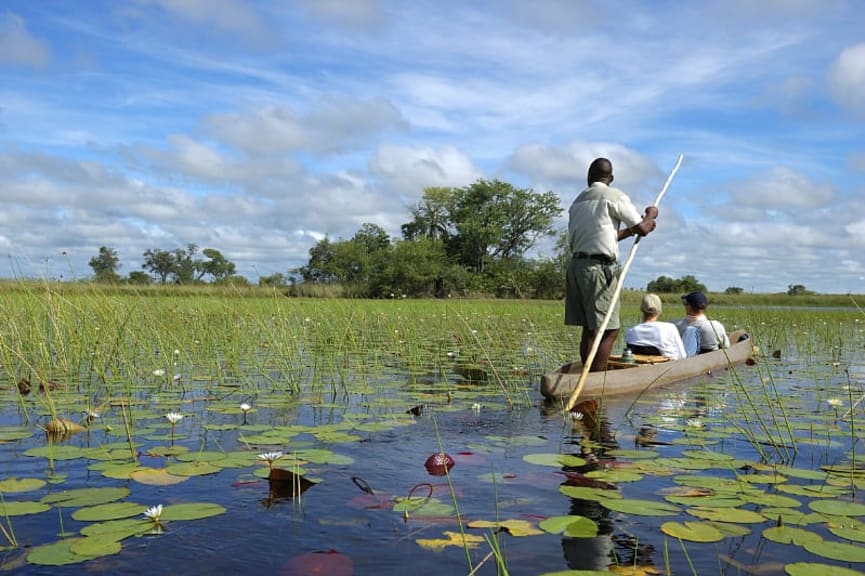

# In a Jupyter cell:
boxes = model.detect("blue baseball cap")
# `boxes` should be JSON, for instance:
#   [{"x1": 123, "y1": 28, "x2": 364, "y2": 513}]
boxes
[{"x1": 681, "y1": 291, "x2": 708, "y2": 309}]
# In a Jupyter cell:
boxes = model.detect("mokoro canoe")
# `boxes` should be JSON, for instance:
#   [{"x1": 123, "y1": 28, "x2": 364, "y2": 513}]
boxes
[{"x1": 540, "y1": 330, "x2": 753, "y2": 401}]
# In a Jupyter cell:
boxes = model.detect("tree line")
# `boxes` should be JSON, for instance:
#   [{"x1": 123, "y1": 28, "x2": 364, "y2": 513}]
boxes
[{"x1": 87, "y1": 177, "x2": 815, "y2": 297}]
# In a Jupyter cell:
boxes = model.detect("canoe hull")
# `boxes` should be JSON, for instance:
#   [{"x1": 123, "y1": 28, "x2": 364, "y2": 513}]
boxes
[{"x1": 540, "y1": 331, "x2": 753, "y2": 401}]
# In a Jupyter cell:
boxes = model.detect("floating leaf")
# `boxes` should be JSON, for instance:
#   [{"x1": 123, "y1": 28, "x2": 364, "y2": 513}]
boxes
[
  {"x1": 785, "y1": 562, "x2": 865, "y2": 576},
  {"x1": 686, "y1": 507, "x2": 766, "y2": 524},
  {"x1": 606, "y1": 449, "x2": 659, "y2": 460},
  {"x1": 661, "y1": 521, "x2": 725, "y2": 542},
  {"x1": 600, "y1": 498, "x2": 680, "y2": 516},
  {"x1": 803, "y1": 539, "x2": 865, "y2": 562},
  {"x1": 0, "y1": 477, "x2": 46, "y2": 493},
  {"x1": 416, "y1": 531, "x2": 485, "y2": 551},
  {"x1": 23, "y1": 445, "x2": 85, "y2": 461},
  {"x1": 69, "y1": 536, "x2": 122, "y2": 558},
  {"x1": 0, "y1": 427, "x2": 32, "y2": 442},
  {"x1": 164, "y1": 461, "x2": 222, "y2": 477},
  {"x1": 79, "y1": 518, "x2": 152, "y2": 539},
  {"x1": 160, "y1": 502, "x2": 226, "y2": 521},
  {"x1": 560, "y1": 486, "x2": 623, "y2": 502},
  {"x1": 72, "y1": 502, "x2": 147, "y2": 522},
  {"x1": 827, "y1": 517, "x2": 865, "y2": 543},
  {"x1": 0, "y1": 500, "x2": 51, "y2": 516},
  {"x1": 538, "y1": 515, "x2": 598, "y2": 538},
  {"x1": 42, "y1": 487, "x2": 130, "y2": 508},
  {"x1": 777, "y1": 484, "x2": 848, "y2": 498},
  {"x1": 467, "y1": 519, "x2": 543, "y2": 536},
  {"x1": 523, "y1": 453, "x2": 586, "y2": 467},
  {"x1": 27, "y1": 539, "x2": 88, "y2": 566},
  {"x1": 681, "y1": 449, "x2": 735, "y2": 462},
  {"x1": 762, "y1": 526, "x2": 822, "y2": 545},
  {"x1": 585, "y1": 470, "x2": 643, "y2": 483},
  {"x1": 129, "y1": 467, "x2": 189, "y2": 486},
  {"x1": 809, "y1": 500, "x2": 865, "y2": 517}
]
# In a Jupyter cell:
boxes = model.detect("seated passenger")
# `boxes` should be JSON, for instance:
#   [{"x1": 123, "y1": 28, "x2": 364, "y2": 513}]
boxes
[
  {"x1": 625, "y1": 294, "x2": 686, "y2": 360},
  {"x1": 673, "y1": 291, "x2": 730, "y2": 357}
]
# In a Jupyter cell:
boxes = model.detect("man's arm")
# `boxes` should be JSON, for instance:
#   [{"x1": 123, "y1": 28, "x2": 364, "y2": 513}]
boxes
[{"x1": 618, "y1": 206, "x2": 658, "y2": 241}]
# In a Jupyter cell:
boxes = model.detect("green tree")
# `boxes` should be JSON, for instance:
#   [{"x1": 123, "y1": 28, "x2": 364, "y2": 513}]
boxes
[
  {"x1": 724, "y1": 286, "x2": 744, "y2": 295},
  {"x1": 172, "y1": 244, "x2": 199, "y2": 285},
  {"x1": 787, "y1": 284, "x2": 813, "y2": 296},
  {"x1": 88, "y1": 246, "x2": 121, "y2": 283},
  {"x1": 127, "y1": 270, "x2": 152, "y2": 285},
  {"x1": 259, "y1": 272, "x2": 289, "y2": 287},
  {"x1": 402, "y1": 187, "x2": 452, "y2": 242},
  {"x1": 142, "y1": 248, "x2": 176, "y2": 283},
  {"x1": 446, "y1": 179, "x2": 561, "y2": 273},
  {"x1": 647, "y1": 275, "x2": 706, "y2": 294},
  {"x1": 198, "y1": 248, "x2": 236, "y2": 282}
]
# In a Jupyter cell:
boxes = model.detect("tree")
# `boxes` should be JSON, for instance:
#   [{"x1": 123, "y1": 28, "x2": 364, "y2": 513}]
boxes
[
  {"x1": 142, "y1": 248, "x2": 176, "y2": 283},
  {"x1": 259, "y1": 272, "x2": 289, "y2": 287},
  {"x1": 88, "y1": 246, "x2": 121, "y2": 283},
  {"x1": 198, "y1": 248, "x2": 236, "y2": 282},
  {"x1": 172, "y1": 244, "x2": 199, "y2": 285},
  {"x1": 402, "y1": 187, "x2": 452, "y2": 242},
  {"x1": 446, "y1": 179, "x2": 562, "y2": 273},
  {"x1": 647, "y1": 275, "x2": 706, "y2": 294},
  {"x1": 127, "y1": 270, "x2": 152, "y2": 285},
  {"x1": 724, "y1": 286, "x2": 744, "y2": 295},
  {"x1": 787, "y1": 284, "x2": 813, "y2": 296}
]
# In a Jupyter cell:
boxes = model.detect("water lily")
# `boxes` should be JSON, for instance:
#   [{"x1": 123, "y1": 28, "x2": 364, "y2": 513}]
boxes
[
  {"x1": 686, "y1": 418, "x2": 704, "y2": 429},
  {"x1": 258, "y1": 451, "x2": 283, "y2": 469},
  {"x1": 165, "y1": 412, "x2": 184, "y2": 425},
  {"x1": 471, "y1": 403, "x2": 481, "y2": 413},
  {"x1": 143, "y1": 504, "x2": 163, "y2": 523},
  {"x1": 152, "y1": 368, "x2": 166, "y2": 377},
  {"x1": 240, "y1": 403, "x2": 252, "y2": 413},
  {"x1": 827, "y1": 398, "x2": 843, "y2": 407}
]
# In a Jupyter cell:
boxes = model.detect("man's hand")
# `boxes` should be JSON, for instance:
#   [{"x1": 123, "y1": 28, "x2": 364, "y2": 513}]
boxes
[{"x1": 645, "y1": 206, "x2": 658, "y2": 219}]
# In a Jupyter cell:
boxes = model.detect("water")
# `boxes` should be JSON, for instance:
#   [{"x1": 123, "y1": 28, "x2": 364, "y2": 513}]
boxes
[{"x1": 2, "y1": 341, "x2": 865, "y2": 575}]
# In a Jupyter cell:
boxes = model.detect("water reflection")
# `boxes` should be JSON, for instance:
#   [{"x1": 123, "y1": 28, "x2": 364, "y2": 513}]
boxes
[{"x1": 560, "y1": 399, "x2": 658, "y2": 572}]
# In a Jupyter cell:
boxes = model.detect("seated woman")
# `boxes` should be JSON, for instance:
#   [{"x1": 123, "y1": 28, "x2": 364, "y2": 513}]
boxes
[{"x1": 624, "y1": 294, "x2": 687, "y2": 360}]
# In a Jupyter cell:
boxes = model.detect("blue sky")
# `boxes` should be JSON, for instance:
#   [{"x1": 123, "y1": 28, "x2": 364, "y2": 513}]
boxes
[{"x1": 1, "y1": 0, "x2": 864, "y2": 293}]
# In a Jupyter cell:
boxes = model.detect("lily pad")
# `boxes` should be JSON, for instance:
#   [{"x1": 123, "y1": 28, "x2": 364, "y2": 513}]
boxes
[
  {"x1": 164, "y1": 461, "x2": 223, "y2": 477},
  {"x1": 129, "y1": 467, "x2": 189, "y2": 486},
  {"x1": 803, "y1": 539, "x2": 865, "y2": 562},
  {"x1": 809, "y1": 500, "x2": 865, "y2": 517},
  {"x1": 686, "y1": 507, "x2": 766, "y2": 523},
  {"x1": 0, "y1": 477, "x2": 46, "y2": 493},
  {"x1": 27, "y1": 539, "x2": 88, "y2": 566},
  {"x1": 79, "y1": 518, "x2": 152, "y2": 539},
  {"x1": 661, "y1": 521, "x2": 725, "y2": 542},
  {"x1": 538, "y1": 515, "x2": 599, "y2": 538},
  {"x1": 0, "y1": 500, "x2": 51, "y2": 516},
  {"x1": 72, "y1": 502, "x2": 147, "y2": 522},
  {"x1": 160, "y1": 502, "x2": 226, "y2": 521},
  {"x1": 523, "y1": 453, "x2": 587, "y2": 467},
  {"x1": 416, "y1": 531, "x2": 485, "y2": 551},
  {"x1": 826, "y1": 517, "x2": 865, "y2": 543},
  {"x1": 69, "y1": 535, "x2": 122, "y2": 558},
  {"x1": 467, "y1": 519, "x2": 543, "y2": 536},
  {"x1": 42, "y1": 487, "x2": 130, "y2": 508},
  {"x1": 559, "y1": 486, "x2": 622, "y2": 502},
  {"x1": 600, "y1": 498, "x2": 680, "y2": 516},
  {"x1": 785, "y1": 562, "x2": 865, "y2": 576},
  {"x1": 762, "y1": 526, "x2": 823, "y2": 545}
]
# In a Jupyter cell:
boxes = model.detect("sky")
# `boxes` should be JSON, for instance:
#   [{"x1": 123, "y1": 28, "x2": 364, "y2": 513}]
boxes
[{"x1": 1, "y1": 0, "x2": 864, "y2": 293}]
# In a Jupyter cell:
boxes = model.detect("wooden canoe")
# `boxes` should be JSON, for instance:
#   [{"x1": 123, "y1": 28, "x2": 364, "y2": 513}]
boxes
[{"x1": 540, "y1": 330, "x2": 753, "y2": 401}]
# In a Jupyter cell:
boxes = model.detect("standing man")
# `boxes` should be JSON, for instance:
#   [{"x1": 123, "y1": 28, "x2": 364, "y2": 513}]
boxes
[{"x1": 566, "y1": 158, "x2": 658, "y2": 371}]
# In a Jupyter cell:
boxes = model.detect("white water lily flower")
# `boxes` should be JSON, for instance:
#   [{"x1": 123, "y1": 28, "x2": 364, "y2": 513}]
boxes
[
  {"x1": 471, "y1": 403, "x2": 481, "y2": 413},
  {"x1": 152, "y1": 369, "x2": 166, "y2": 377},
  {"x1": 143, "y1": 504, "x2": 163, "y2": 522},
  {"x1": 240, "y1": 403, "x2": 252, "y2": 413},
  {"x1": 569, "y1": 411, "x2": 584, "y2": 421},
  {"x1": 686, "y1": 418, "x2": 704, "y2": 429},
  {"x1": 827, "y1": 398, "x2": 843, "y2": 407},
  {"x1": 257, "y1": 451, "x2": 283, "y2": 464},
  {"x1": 165, "y1": 412, "x2": 184, "y2": 425}
]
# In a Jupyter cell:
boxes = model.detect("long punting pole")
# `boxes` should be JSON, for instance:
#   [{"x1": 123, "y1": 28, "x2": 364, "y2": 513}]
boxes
[{"x1": 565, "y1": 154, "x2": 684, "y2": 412}]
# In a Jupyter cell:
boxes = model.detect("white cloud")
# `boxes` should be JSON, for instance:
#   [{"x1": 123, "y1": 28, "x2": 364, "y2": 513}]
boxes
[
  {"x1": 0, "y1": 13, "x2": 50, "y2": 68},
  {"x1": 828, "y1": 43, "x2": 865, "y2": 114},
  {"x1": 728, "y1": 166, "x2": 834, "y2": 214},
  {"x1": 204, "y1": 98, "x2": 407, "y2": 156},
  {"x1": 370, "y1": 144, "x2": 483, "y2": 198},
  {"x1": 134, "y1": 0, "x2": 265, "y2": 40}
]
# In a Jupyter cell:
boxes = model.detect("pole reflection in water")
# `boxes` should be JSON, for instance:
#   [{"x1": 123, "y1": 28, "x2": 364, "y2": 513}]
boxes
[{"x1": 560, "y1": 399, "x2": 656, "y2": 572}]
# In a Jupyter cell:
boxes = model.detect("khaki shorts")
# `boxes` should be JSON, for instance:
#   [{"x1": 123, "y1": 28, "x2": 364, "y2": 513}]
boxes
[{"x1": 565, "y1": 258, "x2": 621, "y2": 330}]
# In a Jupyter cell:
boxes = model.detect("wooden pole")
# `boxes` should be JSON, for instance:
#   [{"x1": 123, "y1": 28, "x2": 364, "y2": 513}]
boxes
[{"x1": 564, "y1": 154, "x2": 684, "y2": 412}]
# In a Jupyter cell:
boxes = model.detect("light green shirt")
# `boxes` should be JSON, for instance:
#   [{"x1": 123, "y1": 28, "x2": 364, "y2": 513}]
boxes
[{"x1": 567, "y1": 182, "x2": 642, "y2": 261}]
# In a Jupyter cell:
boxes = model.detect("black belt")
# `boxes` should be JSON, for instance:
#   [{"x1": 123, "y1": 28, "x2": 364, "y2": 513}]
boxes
[{"x1": 574, "y1": 252, "x2": 615, "y2": 265}]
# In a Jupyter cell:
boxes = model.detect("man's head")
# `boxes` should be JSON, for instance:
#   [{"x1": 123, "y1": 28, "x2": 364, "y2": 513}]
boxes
[
  {"x1": 681, "y1": 291, "x2": 708, "y2": 312},
  {"x1": 641, "y1": 293, "x2": 662, "y2": 318},
  {"x1": 587, "y1": 157, "x2": 614, "y2": 186}
]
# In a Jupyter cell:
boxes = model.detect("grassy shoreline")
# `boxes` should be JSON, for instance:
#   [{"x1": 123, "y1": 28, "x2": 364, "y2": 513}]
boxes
[{"x1": 1, "y1": 279, "x2": 863, "y2": 308}]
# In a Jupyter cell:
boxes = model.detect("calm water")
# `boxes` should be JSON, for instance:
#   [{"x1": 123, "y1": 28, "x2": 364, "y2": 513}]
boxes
[{"x1": 2, "y1": 318, "x2": 864, "y2": 576}]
